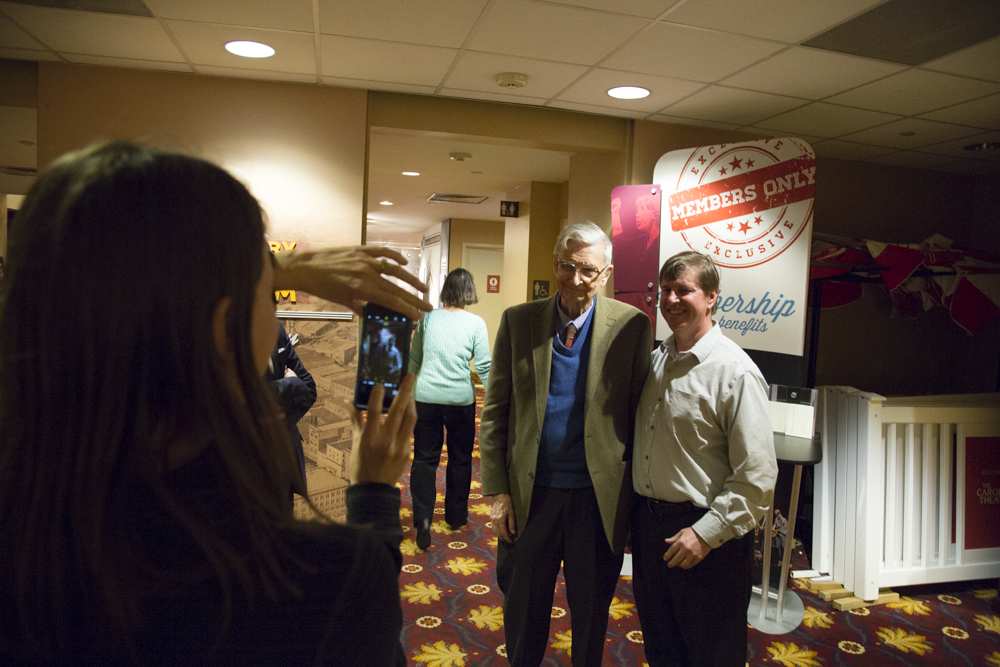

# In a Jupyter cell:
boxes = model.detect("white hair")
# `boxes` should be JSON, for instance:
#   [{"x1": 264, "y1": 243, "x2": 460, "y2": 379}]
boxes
[{"x1": 553, "y1": 221, "x2": 613, "y2": 267}]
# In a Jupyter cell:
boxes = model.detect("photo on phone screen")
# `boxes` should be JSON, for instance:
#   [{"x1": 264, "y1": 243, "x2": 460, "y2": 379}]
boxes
[{"x1": 354, "y1": 303, "x2": 412, "y2": 412}]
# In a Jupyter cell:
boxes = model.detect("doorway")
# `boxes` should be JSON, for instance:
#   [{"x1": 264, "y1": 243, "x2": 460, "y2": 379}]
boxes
[{"x1": 463, "y1": 243, "x2": 504, "y2": 352}]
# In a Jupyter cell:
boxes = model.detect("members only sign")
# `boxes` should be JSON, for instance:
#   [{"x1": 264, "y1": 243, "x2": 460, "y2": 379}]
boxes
[{"x1": 653, "y1": 138, "x2": 814, "y2": 355}]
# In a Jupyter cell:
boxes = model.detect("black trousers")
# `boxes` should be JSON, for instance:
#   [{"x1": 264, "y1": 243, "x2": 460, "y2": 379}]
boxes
[
  {"x1": 496, "y1": 486, "x2": 622, "y2": 667},
  {"x1": 631, "y1": 494, "x2": 753, "y2": 667},
  {"x1": 409, "y1": 401, "x2": 476, "y2": 527}
]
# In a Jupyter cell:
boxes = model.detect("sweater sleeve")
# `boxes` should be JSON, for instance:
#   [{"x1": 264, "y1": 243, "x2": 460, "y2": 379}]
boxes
[
  {"x1": 345, "y1": 482, "x2": 403, "y2": 571},
  {"x1": 472, "y1": 316, "x2": 491, "y2": 390},
  {"x1": 408, "y1": 315, "x2": 424, "y2": 376}
]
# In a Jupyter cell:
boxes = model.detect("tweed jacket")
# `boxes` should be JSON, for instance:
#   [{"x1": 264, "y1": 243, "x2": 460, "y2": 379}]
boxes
[{"x1": 479, "y1": 294, "x2": 652, "y2": 554}]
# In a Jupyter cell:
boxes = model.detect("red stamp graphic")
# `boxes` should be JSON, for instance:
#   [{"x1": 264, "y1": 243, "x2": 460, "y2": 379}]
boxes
[{"x1": 665, "y1": 138, "x2": 815, "y2": 269}]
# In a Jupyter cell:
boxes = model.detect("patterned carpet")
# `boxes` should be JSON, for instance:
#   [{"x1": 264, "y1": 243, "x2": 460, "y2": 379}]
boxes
[{"x1": 396, "y1": 390, "x2": 1000, "y2": 666}]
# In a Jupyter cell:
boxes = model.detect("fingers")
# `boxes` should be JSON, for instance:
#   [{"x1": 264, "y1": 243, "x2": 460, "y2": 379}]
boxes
[
  {"x1": 381, "y1": 261, "x2": 430, "y2": 294},
  {"x1": 383, "y1": 374, "x2": 417, "y2": 448},
  {"x1": 365, "y1": 383, "x2": 386, "y2": 425},
  {"x1": 360, "y1": 246, "x2": 409, "y2": 266}
]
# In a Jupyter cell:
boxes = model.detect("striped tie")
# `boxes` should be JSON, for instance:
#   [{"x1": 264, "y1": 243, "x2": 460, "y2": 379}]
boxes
[{"x1": 563, "y1": 322, "x2": 577, "y2": 348}]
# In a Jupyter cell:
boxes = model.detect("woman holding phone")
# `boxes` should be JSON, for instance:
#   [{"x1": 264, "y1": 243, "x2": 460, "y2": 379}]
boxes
[
  {"x1": 408, "y1": 268, "x2": 491, "y2": 550},
  {"x1": 0, "y1": 142, "x2": 424, "y2": 665}
]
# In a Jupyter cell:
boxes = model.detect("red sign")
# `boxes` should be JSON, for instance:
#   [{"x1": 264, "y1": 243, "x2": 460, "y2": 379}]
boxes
[
  {"x1": 965, "y1": 436, "x2": 1000, "y2": 550},
  {"x1": 486, "y1": 275, "x2": 500, "y2": 293}
]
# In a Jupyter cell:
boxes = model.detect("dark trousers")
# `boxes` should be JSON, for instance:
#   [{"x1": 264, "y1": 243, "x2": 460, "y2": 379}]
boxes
[
  {"x1": 496, "y1": 486, "x2": 622, "y2": 667},
  {"x1": 410, "y1": 401, "x2": 476, "y2": 527},
  {"x1": 631, "y1": 495, "x2": 753, "y2": 667}
]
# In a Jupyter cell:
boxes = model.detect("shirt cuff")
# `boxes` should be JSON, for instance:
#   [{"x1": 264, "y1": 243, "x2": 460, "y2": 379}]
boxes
[{"x1": 692, "y1": 512, "x2": 738, "y2": 549}]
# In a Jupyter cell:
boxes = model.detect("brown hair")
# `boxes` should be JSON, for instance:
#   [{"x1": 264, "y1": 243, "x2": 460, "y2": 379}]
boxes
[{"x1": 659, "y1": 251, "x2": 721, "y2": 314}]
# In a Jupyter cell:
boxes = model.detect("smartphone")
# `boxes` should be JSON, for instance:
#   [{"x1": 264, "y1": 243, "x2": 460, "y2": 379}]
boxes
[{"x1": 353, "y1": 302, "x2": 413, "y2": 412}]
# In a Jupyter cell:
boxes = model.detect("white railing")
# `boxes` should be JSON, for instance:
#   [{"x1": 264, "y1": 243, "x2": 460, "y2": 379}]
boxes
[{"x1": 813, "y1": 388, "x2": 1000, "y2": 601}]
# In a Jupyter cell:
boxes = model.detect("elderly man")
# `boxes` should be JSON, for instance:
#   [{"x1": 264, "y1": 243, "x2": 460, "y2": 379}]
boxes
[
  {"x1": 480, "y1": 221, "x2": 652, "y2": 666},
  {"x1": 632, "y1": 251, "x2": 777, "y2": 667}
]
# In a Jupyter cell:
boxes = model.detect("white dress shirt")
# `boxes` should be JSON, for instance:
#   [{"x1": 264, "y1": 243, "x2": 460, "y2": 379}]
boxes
[{"x1": 633, "y1": 323, "x2": 777, "y2": 549}]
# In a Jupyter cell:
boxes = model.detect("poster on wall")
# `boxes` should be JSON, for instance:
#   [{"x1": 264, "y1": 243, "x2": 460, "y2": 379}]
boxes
[
  {"x1": 653, "y1": 137, "x2": 815, "y2": 354},
  {"x1": 965, "y1": 436, "x2": 1000, "y2": 550}
]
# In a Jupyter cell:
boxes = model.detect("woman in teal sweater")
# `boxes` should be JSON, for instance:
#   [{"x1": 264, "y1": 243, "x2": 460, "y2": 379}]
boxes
[{"x1": 408, "y1": 269, "x2": 492, "y2": 549}]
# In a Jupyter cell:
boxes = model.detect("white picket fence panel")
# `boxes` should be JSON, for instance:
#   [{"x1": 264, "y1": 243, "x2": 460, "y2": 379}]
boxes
[{"x1": 813, "y1": 388, "x2": 1000, "y2": 601}]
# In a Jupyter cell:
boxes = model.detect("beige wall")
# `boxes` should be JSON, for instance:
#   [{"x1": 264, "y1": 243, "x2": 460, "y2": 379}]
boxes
[
  {"x1": 526, "y1": 181, "x2": 563, "y2": 303},
  {"x1": 38, "y1": 63, "x2": 367, "y2": 256},
  {"x1": 447, "y1": 217, "x2": 505, "y2": 271},
  {"x1": 502, "y1": 183, "x2": 531, "y2": 312}
]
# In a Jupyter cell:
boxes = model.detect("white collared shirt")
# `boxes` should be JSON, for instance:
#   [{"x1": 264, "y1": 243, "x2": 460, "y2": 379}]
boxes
[{"x1": 633, "y1": 323, "x2": 777, "y2": 548}]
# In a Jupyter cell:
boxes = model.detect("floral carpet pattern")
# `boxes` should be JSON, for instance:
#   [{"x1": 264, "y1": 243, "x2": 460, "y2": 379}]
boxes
[{"x1": 396, "y1": 390, "x2": 1000, "y2": 665}]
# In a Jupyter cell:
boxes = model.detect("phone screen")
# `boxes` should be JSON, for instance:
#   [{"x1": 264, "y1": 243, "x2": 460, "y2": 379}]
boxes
[{"x1": 354, "y1": 303, "x2": 413, "y2": 412}]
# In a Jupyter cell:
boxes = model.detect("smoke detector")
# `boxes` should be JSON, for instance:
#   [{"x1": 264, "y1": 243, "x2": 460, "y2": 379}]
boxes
[
  {"x1": 496, "y1": 72, "x2": 528, "y2": 89},
  {"x1": 449, "y1": 152, "x2": 472, "y2": 161}
]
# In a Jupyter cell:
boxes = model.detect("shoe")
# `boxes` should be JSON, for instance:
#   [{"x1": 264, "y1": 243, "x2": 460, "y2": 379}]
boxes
[
  {"x1": 447, "y1": 522, "x2": 466, "y2": 531},
  {"x1": 415, "y1": 519, "x2": 431, "y2": 550}
]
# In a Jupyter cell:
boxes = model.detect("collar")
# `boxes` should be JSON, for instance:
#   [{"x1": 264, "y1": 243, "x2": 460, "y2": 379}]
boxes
[
  {"x1": 663, "y1": 321, "x2": 720, "y2": 363},
  {"x1": 555, "y1": 295, "x2": 596, "y2": 333}
]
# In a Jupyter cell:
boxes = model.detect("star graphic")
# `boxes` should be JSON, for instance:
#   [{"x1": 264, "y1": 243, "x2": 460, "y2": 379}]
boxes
[
  {"x1": 754, "y1": 216, "x2": 762, "y2": 225},
  {"x1": 719, "y1": 167, "x2": 728, "y2": 176},
  {"x1": 727, "y1": 222, "x2": 734, "y2": 231},
  {"x1": 739, "y1": 221, "x2": 752, "y2": 234},
  {"x1": 745, "y1": 158, "x2": 755, "y2": 168},
  {"x1": 728, "y1": 156, "x2": 742, "y2": 170}
]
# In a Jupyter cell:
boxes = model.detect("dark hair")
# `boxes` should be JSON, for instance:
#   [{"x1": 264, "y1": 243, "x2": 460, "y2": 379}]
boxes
[
  {"x1": 659, "y1": 251, "x2": 721, "y2": 314},
  {"x1": 0, "y1": 142, "x2": 297, "y2": 659},
  {"x1": 440, "y1": 268, "x2": 478, "y2": 307}
]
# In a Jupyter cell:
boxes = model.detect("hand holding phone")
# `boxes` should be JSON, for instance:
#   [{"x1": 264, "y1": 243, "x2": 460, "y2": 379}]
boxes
[
  {"x1": 348, "y1": 374, "x2": 417, "y2": 486},
  {"x1": 354, "y1": 302, "x2": 413, "y2": 412}
]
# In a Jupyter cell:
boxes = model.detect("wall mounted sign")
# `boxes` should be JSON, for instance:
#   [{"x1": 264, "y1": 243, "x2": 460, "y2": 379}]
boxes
[
  {"x1": 965, "y1": 436, "x2": 1000, "y2": 550},
  {"x1": 653, "y1": 137, "x2": 814, "y2": 354},
  {"x1": 500, "y1": 201, "x2": 519, "y2": 218},
  {"x1": 487, "y1": 274, "x2": 500, "y2": 293},
  {"x1": 532, "y1": 280, "x2": 549, "y2": 300}
]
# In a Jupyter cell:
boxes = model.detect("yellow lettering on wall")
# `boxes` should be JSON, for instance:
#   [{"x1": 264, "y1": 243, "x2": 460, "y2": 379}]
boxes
[
  {"x1": 281, "y1": 241, "x2": 296, "y2": 251},
  {"x1": 275, "y1": 290, "x2": 297, "y2": 303},
  {"x1": 269, "y1": 241, "x2": 282, "y2": 253}
]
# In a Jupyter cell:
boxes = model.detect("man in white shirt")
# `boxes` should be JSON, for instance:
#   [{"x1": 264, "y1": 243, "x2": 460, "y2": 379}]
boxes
[{"x1": 632, "y1": 251, "x2": 777, "y2": 666}]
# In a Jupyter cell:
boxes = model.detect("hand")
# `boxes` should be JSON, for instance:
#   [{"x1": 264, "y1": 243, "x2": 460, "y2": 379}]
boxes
[
  {"x1": 348, "y1": 374, "x2": 417, "y2": 486},
  {"x1": 273, "y1": 246, "x2": 432, "y2": 320},
  {"x1": 283, "y1": 367, "x2": 297, "y2": 379},
  {"x1": 663, "y1": 526, "x2": 712, "y2": 569},
  {"x1": 489, "y1": 493, "x2": 517, "y2": 544}
]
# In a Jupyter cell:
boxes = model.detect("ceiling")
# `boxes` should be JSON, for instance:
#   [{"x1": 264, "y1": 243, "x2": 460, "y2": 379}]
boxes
[{"x1": 2, "y1": 0, "x2": 1000, "y2": 232}]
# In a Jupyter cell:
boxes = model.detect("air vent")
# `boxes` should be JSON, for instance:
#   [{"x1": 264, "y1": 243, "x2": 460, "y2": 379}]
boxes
[
  {"x1": 427, "y1": 194, "x2": 489, "y2": 205},
  {"x1": 1, "y1": 166, "x2": 37, "y2": 177}
]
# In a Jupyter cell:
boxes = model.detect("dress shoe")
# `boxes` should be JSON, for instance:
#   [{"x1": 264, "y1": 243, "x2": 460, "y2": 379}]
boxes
[
  {"x1": 447, "y1": 522, "x2": 466, "y2": 532},
  {"x1": 415, "y1": 519, "x2": 431, "y2": 550}
]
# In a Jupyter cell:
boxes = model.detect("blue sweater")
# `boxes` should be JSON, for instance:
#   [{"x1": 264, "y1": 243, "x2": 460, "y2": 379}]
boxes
[{"x1": 534, "y1": 308, "x2": 594, "y2": 489}]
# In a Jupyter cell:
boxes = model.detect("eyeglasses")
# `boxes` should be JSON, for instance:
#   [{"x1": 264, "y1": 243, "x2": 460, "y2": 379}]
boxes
[{"x1": 555, "y1": 260, "x2": 608, "y2": 283}]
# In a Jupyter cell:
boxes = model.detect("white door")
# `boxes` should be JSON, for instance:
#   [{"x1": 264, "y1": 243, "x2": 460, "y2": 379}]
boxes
[
  {"x1": 463, "y1": 243, "x2": 504, "y2": 355},
  {"x1": 420, "y1": 242, "x2": 442, "y2": 308}
]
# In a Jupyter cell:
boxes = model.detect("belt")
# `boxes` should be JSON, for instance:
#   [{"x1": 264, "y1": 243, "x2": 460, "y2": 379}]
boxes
[{"x1": 640, "y1": 496, "x2": 700, "y2": 516}]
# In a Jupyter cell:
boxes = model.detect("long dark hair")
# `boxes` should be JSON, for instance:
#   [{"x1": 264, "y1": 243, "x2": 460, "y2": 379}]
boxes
[{"x1": 0, "y1": 143, "x2": 297, "y2": 660}]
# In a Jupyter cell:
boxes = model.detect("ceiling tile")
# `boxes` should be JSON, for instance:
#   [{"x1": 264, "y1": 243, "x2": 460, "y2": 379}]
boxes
[
  {"x1": 321, "y1": 35, "x2": 455, "y2": 87},
  {"x1": 745, "y1": 127, "x2": 824, "y2": 144},
  {"x1": 546, "y1": 100, "x2": 648, "y2": 119},
  {"x1": 603, "y1": 22, "x2": 785, "y2": 82},
  {"x1": 65, "y1": 54, "x2": 193, "y2": 73},
  {"x1": 440, "y1": 88, "x2": 549, "y2": 106},
  {"x1": 444, "y1": 51, "x2": 588, "y2": 98},
  {"x1": 0, "y1": 3, "x2": 184, "y2": 61},
  {"x1": 922, "y1": 35, "x2": 1000, "y2": 83},
  {"x1": 167, "y1": 20, "x2": 315, "y2": 73},
  {"x1": 555, "y1": 68, "x2": 704, "y2": 112},
  {"x1": 0, "y1": 10, "x2": 43, "y2": 49},
  {"x1": 810, "y1": 139, "x2": 898, "y2": 160},
  {"x1": 196, "y1": 66, "x2": 315, "y2": 83},
  {"x1": 664, "y1": 0, "x2": 884, "y2": 43},
  {"x1": 917, "y1": 130, "x2": 1000, "y2": 161},
  {"x1": 469, "y1": 0, "x2": 647, "y2": 65},
  {"x1": 545, "y1": 0, "x2": 680, "y2": 19},
  {"x1": 323, "y1": 77, "x2": 436, "y2": 95},
  {"x1": 865, "y1": 151, "x2": 962, "y2": 170},
  {"x1": 659, "y1": 85, "x2": 807, "y2": 125},
  {"x1": 839, "y1": 118, "x2": 983, "y2": 149},
  {"x1": 753, "y1": 102, "x2": 900, "y2": 138},
  {"x1": 934, "y1": 160, "x2": 1000, "y2": 175},
  {"x1": 919, "y1": 94, "x2": 1000, "y2": 131},
  {"x1": 825, "y1": 69, "x2": 1000, "y2": 115},
  {"x1": 318, "y1": 0, "x2": 488, "y2": 48},
  {"x1": 0, "y1": 46, "x2": 60, "y2": 60},
  {"x1": 720, "y1": 47, "x2": 904, "y2": 99},
  {"x1": 154, "y1": 0, "x2": 314, "y2": 32},
  {"x1": 648, "y1": 113, "x2": 739, "y2": 130}
]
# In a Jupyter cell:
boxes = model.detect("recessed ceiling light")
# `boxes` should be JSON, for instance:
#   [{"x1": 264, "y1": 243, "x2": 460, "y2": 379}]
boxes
[
  {"x1": 963, "y1": 142, "x2": 1000, "y2": 152},
  {"x1": 401, "y1": 171, "x2": 420, "y2": 176},
  {"x1": 225, "y1": 40, "x2": 275, "y2": 58},
  {"x1": 380, "y1": 200, "x2": 393, "y2": 206},
  {"x1": 608, "y1": 86, "x2": 650, "y2": 100},
  {"x1": 899, "y1": 131, "x2": 917, "y2": 137}
]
